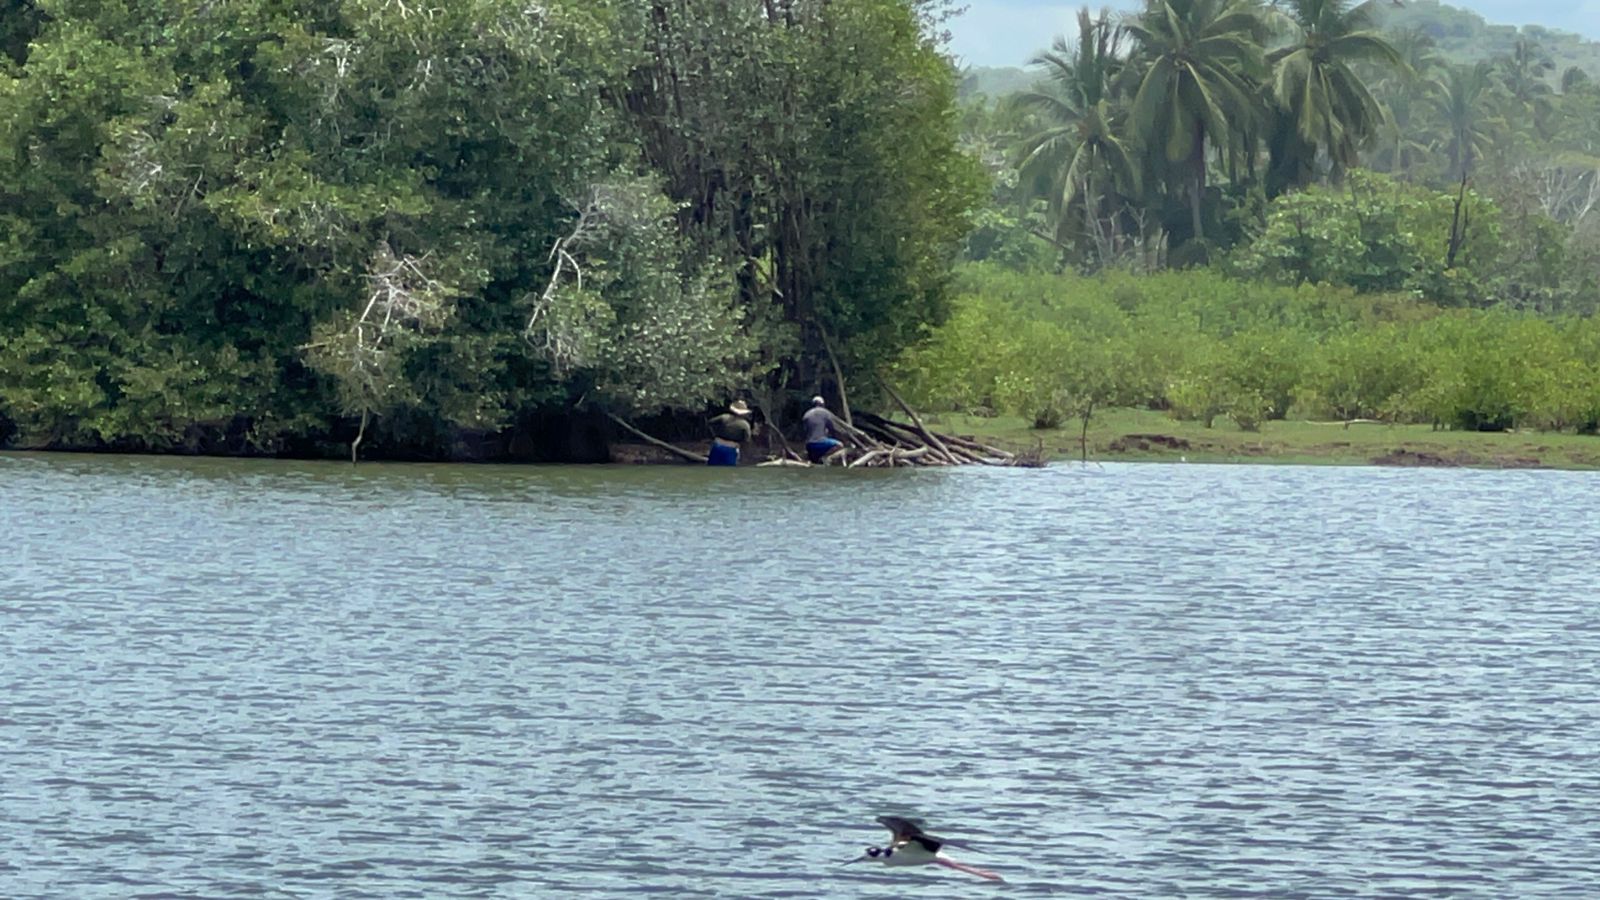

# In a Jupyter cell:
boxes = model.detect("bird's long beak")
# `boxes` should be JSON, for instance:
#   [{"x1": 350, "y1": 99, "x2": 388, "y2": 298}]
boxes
[{"x1": 840, "y1": 856, "x2": 866, "y2": 866}]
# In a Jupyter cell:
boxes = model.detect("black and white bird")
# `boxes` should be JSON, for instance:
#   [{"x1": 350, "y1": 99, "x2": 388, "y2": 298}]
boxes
[{"x1": 843, "y1": 815, "x2": 1004, "y2": 882}]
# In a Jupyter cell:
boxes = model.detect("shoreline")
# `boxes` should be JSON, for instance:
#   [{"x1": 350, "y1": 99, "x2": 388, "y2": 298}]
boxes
[
  {"x1": 928, "y1": 410, "x2": 1600, "y2": 472},
  {"x1": 7, "y1": 407, "x2": 1599, "y2": 471},
  {"x1": 5, "y1": 443, "x2": 1595, "y2": 471}
]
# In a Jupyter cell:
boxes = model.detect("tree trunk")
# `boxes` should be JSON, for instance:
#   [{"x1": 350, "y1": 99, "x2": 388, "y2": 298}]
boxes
[
  {"x1": 1446, "y1": 172, "x2": 1471, "y2": 269},
  {"x1": 1083, "y1": 174, "x2": 1097, "y2": 265},
  {"x1": 1190, "y1": 120, "x2": 1206, "y2": 242},
  {"x1": 816, "y1": 323, "x2": 852, "y2": 426},
  {"x1": 351, "y1": 408, "x2": 368, "y2": 464}
]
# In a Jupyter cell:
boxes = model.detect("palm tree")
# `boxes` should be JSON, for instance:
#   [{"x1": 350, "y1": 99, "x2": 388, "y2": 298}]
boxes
[
  {"x1": 1123, "y1": 0, "x2": 1269, "y2": 244},
  {"x1": 1013, "y1": 9, "x2": 1137, "y2": 263},
  {"x1": 1499, "y1": 37, "x2": 1557, "y2": 136},
  {"x1": 1367, "y1": 26, "x2": 1441, "y2": 177},
  {"x1": 1266, "y1": 0, "x2": 1403, "y2": 189},
  {"x1": 1503, "y1": 37, "x2": 1556, "y2": 105},
  {"x1": 1434, "y1": 61, "x2": 1503, "y2": 180}
]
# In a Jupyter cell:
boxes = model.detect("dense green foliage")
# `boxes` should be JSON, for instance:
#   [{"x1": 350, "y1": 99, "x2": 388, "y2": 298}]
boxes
[
  {"x1": 1231, "y1": 170, "x2": 1493, "y2": 299},
  {"x1": 962, "y1": 1, "x2": 1600, "y2": 300},
  {"x1": 0, "y1": 0, "x2": 981, "y2": 455},
  {"x1": 5, "y1": 0, "x2": 1598, "y2": 459},
  {"x1": 896, "y1": 263, "x2": 1600, "y2": 434},
  {"x1": 931, "y1": 3, "x2": 1600, "y2": 445}
]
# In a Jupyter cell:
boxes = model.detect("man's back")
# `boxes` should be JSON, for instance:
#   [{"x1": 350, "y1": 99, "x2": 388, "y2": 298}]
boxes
[
  {"x1": 709, "y1": 413, "x2": 751, "y2": 443},
  {"x1": 801, "y1": 406, "x2": 837, "y2": 443}
]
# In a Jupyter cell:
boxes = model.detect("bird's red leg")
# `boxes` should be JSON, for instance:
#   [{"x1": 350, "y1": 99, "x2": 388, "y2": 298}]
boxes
[{"x1": 935, "y1": 857, "x2": 1005, "y2": 882}]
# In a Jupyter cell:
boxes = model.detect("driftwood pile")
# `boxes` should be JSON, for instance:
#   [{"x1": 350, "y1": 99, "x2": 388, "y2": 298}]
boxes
[
  {"x1": 608, "y1": 381, "x2": 1045, "y2": 468},
  {"x1": 762, "y1": 410, "x2": 1021, "y2": 468},
  {"x1": 761, "y1": 380, "x2": 1035, "y2": 468}
]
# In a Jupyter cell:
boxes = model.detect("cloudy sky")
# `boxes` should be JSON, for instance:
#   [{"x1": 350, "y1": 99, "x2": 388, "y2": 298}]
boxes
[{"x1": 947, "y1": 1, "x2": 1600, "y2": 68}]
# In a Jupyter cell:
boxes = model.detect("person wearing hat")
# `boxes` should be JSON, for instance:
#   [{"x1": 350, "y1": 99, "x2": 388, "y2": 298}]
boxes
[
  {"x1": 706, "y1": 400, "x2": 753, "y2": 466},
  {"x1": 802, "y1": 395, "x2": 846, "y2": 464}
]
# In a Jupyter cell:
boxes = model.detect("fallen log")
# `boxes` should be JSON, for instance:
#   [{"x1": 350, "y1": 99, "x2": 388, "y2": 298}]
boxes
[
  {"x1": 849, "y1": 449, "x2": 888, "y2": 468},
  {"x1": 856, "y1": 419, "x2": 915, "y2": 449},
  {"x1": 835, "y1": 417, "x2": 889, "y2": 451},
  {"x1": 797, "y1": 403, "x2": 1019, "y2": 468},
  {"x1": 856, "y1": 413, "x2": 919, "y2": 443},
  {"x1": 1304, "y1": 418, "x2": 1390, "y2": 429},
  {"x1": 859, "y1": 412, "x2": 997, "y2": 452},
  {"x1": 938, "y1": 433, "x2": 1015, "y2": 459},
  {"x1": 757, "y1": 457, "x2": 812, "y2": 467},
  {"x1": 944, "y1": 443, "x2": 1007, "y2": 466},
  {"x1": 606, "y1": 412, "x2": 708, "y2": 464},
  {"x1": 878, "y1": 379, "x2": 961, "y2": 465},
  {"x1": 858, "y1": 412, "x2": 1014, "y2": 460}
]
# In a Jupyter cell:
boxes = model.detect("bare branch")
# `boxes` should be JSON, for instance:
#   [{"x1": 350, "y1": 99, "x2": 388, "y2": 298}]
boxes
[{"x1": 522, "y1": 186, "x2": 621, "y2": 372}]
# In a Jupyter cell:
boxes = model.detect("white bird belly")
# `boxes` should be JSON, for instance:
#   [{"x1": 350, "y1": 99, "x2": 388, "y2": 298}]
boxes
[{"x1": 884, "y1": 845, "x2": 938, "y2": 866}]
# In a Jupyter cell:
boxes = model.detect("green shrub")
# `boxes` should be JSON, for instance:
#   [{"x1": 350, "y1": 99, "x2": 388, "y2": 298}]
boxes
[
  {"x1": 1231, "y1": 170, "x2": 1501, "y2": 306},
  {"x1": 897, "y1": 262, "x2": 1600, "y2": 437}
]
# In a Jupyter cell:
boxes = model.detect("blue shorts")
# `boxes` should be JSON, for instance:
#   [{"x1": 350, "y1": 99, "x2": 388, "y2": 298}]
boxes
[
  {"x1": 805, "y1": 438, "x2": 842, "y2": 462},
  {"x1": 708, "y1": 442, "x2": 739, "y2": 466}
]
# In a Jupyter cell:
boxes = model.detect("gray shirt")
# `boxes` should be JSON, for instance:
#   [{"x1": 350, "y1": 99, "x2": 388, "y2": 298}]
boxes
[{"x1": 802, "y1": 407, "x2": 840, "y2": 443}]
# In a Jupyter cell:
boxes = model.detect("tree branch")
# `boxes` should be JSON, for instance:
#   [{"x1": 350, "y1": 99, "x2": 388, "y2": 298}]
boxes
[
  {"x1": 604, "y1": 412, "x2": 708, "y2": 463},
  {"x1": 877, "y1": 378, "x2": 960, "y2": 464},
  {"x1": 815, "y1": 322, "x2": 853, "y2": 425}
]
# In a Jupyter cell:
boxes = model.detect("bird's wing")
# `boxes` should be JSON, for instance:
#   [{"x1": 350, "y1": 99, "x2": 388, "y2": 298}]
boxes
[
  {"x1": 877, "y1": 815, "x2": 981, "y2": 851},
  {"x1": 875, "y1": 815, "x2": 927, "y2": 844}
]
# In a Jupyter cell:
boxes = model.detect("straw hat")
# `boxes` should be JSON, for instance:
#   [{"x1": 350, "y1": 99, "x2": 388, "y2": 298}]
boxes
[{"x1": 728, "y1": 400, "x2": 751, "y2": 416}]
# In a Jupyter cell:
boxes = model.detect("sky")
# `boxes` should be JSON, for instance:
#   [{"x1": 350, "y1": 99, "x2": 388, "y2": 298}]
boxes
[{"x1": 947, "y1": 0, "x2": 1600, "y2": 68}]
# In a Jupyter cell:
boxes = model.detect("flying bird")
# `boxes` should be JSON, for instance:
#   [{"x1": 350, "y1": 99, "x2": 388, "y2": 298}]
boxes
[{"x1": 843, "y1": 815, "x2": 1004, "y2": 882}]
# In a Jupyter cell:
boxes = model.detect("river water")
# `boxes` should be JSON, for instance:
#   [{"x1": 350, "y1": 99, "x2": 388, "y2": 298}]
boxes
[{"x1": 3, "y1": 453, "x2": 1599, "y2": 897}]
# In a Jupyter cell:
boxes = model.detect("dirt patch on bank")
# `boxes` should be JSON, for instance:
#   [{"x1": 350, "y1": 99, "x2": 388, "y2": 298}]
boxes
[
  {"x1": 1108, "y1": 433, "x2": 1193, "y2": 453},
  {"x1": 1372, "y1": 447, "x2": 1557, "y2": 469},
  {"x1": 611, "y1": 441, "x2": 708, "y2": 464},
  {"x1": 1370, "y1": 448, "x2": 1463, "y2": 467}
]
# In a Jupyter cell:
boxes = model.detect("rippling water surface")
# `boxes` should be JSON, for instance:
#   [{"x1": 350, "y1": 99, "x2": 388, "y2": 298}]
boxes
[{"x1": 4, "y1": 453, "x2": 1600, "y2": 897}]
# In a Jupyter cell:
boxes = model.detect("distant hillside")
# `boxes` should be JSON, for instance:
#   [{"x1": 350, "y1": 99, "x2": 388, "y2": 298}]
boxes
[
  {"x1": 958, "y1": 66, "x2": 1037, "y2": 103},
  {"x1": 956, "y1": 1, "x2": 1600, "y2": 105},
  {"x1": 1371, "y1": 0, "x2": 1600, "y2": 79}
]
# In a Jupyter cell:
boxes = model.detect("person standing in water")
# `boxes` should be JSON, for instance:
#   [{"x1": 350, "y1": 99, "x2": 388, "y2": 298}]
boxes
[
  {"x1": 707, "y1": 400, "x2": 753, "y2": 466},
  {"x1": 802, "y1": 396, "x2": 846, "y2": 464}
]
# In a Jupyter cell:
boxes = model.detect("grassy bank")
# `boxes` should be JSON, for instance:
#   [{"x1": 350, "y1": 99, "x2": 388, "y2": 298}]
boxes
[{"x1": 925, "y1": 408, "x2": 1600, "y2": 470}]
